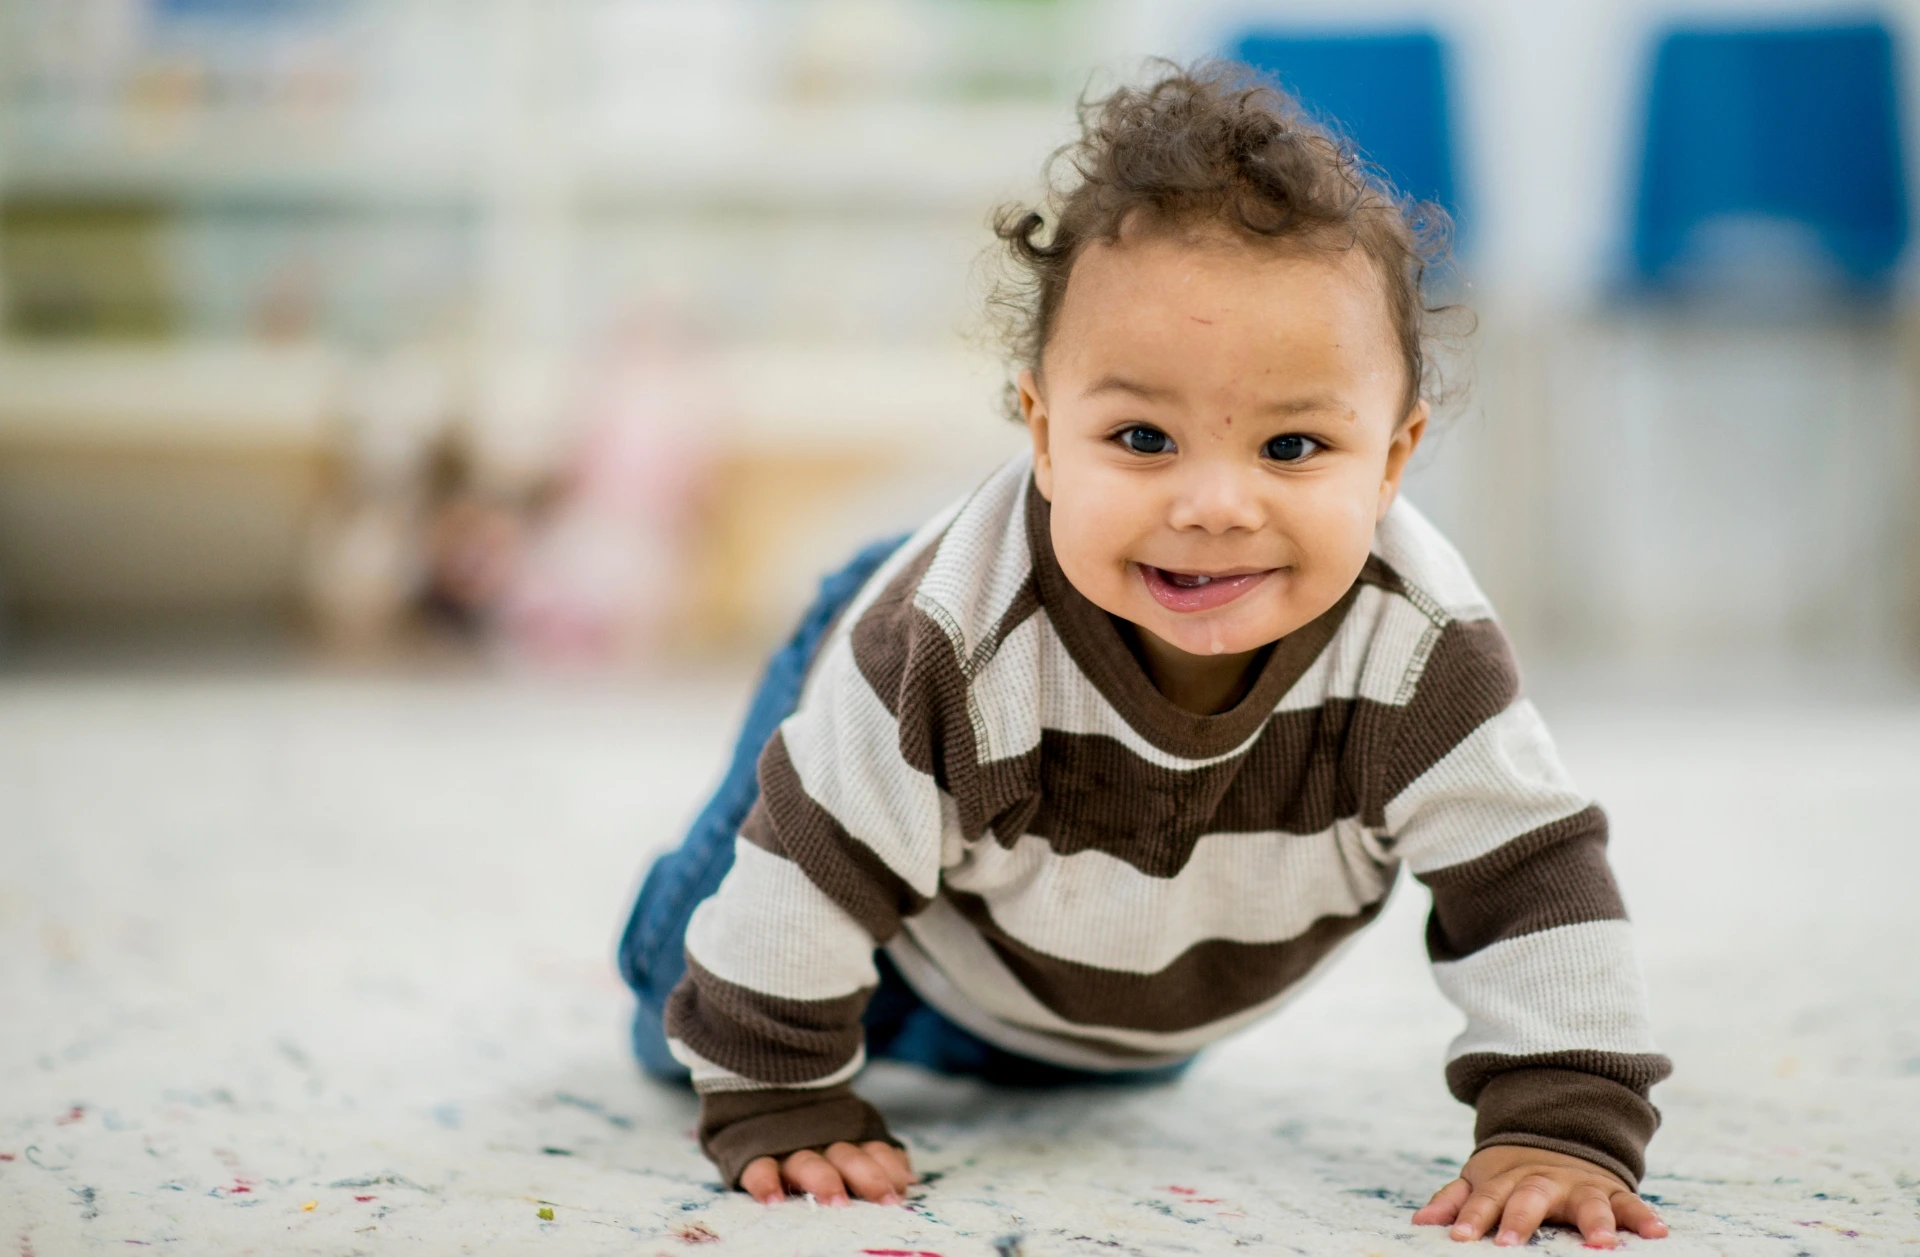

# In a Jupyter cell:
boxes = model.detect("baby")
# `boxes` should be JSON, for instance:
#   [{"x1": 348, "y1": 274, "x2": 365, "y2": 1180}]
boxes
[{"x1": 619, "y1": 63, "x2": 1671, "y2": 1249}]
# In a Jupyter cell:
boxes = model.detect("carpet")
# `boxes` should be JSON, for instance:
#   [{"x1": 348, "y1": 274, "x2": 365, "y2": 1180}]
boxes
[{"x1": 1, "y1": 675, "x2": 1914, "y2": 1255}]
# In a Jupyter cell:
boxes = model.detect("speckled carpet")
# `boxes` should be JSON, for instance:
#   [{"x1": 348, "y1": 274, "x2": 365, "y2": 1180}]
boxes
[{"x1": 2, "y1": 675, "x2": 1916, "y2": 1255}]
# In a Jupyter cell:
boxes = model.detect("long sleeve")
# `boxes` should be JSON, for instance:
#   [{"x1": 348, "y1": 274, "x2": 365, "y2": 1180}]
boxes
[
  {"x1": 660, "y1": 463, "x2": 1668, "y2": 1188},
  {"x1": 664, "y1": 549, "x2": 957, "y2": 1185},
  {"x1": 1379, "y1": 616, "x2": 1671, "y2": 1188}
]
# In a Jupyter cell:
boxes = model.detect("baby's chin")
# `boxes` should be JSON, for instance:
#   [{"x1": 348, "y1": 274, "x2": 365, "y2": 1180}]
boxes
[
  {"x1": 1138, "y1": 610, "x2": 1295, "y2": 658},
  {"x1": 1129, "y1": 588, "x2": 1309, "y2": 659}
]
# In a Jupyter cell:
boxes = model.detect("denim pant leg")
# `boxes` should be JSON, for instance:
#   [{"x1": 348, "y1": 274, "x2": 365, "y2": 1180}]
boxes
[
  {"x1": 864, "y1": 952, "x2": 1194, "y2": 1087},
  {"x1": 618, "y1": 533, "x2": 909, "y2": 1081}
]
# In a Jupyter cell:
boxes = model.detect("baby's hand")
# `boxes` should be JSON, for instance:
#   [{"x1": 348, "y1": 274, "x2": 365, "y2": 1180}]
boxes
[
  {"x1": 739, "y1": 1141, "x2": 915, "y2": 1207},
  {"x1": 1412, "y1": 1145, "x2": 1668, "y2": 1247}
]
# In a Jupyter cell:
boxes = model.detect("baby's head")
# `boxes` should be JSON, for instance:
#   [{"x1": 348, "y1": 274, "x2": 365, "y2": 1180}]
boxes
[{"x1": 994, "y1": 63, "x2": 1453, "y2": 676}]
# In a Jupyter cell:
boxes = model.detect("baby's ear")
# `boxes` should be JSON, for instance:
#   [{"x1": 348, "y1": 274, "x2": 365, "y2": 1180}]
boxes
[
  {"x1": 1377, "y1": 399, "x2": 1429, "y2": 520},
  {"x1": 1019, "y1": 369, "x2": 1055, "y2": 501}
]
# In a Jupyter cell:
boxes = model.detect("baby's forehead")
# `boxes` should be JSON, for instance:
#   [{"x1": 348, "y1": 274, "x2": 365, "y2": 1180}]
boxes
[
  {"x1": 1046, "y1": 229, "x2": 1410, "y2": 411},
  {"x1": 1062, "y1": 228, "x2": 1397, "y2": 342},
  {"x1": 1077, "y1": 220, "x2": 1387, "y2": 298}
]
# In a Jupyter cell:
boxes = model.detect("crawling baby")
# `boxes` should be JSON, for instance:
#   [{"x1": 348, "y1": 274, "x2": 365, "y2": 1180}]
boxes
[{"x1": 619, "y1": 61, "x2": 1670, "y2": 1249}]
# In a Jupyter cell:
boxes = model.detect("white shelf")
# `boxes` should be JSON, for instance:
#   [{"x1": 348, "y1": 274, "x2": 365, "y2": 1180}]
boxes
[
  {"x1": 709, "y1": 343, "x2": 1016, "y2": 448},
  {"x1": 1, "y1": 100, "x2": 1067, "y2": 214},
  {"x1": 0, "y1": 343, "x2": 344, "y2": 448},
  {"x1": 1, "y1": 113, "x2": 480, "y2": 209},
  {"x1": 576, "y1": 101, "x2": 1066, "y2": 212},
  {"x1": 0, "y1": 340, "x2": 1020, "y2": 454}
]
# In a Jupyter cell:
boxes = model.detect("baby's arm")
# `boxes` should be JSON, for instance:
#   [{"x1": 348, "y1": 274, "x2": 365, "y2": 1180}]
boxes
[
  {"x1": 665, "y1": 575, "x2": 953, "y2": 1201},
  {"x1": 665, "y1": 798, "x2": 917, "y2": 1202},
  {"x1": 1379, "y1": 620, "x2": 1671, "y2": 1245}
]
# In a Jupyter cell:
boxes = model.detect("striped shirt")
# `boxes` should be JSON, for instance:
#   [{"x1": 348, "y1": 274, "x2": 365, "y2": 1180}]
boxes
[{"x1": 667, "y1": 454, "x2": 1670, "y2": 1188}]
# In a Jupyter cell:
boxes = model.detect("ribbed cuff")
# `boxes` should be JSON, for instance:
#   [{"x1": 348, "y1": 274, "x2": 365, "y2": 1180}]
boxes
[
  {"x1": 699, "y1": 1084, "x2": 900, "y2": 1188},
  {"x1": 1470, "y1": 1066, "x2": 1661, "y2": 1189}
]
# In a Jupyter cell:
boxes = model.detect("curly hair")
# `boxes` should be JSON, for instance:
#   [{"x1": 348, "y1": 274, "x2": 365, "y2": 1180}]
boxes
[{"x1": 988, "y1": 60, "x2": 1456, "y2": 420}]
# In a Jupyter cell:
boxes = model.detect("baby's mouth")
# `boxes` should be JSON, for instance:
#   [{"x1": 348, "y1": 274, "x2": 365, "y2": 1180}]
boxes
[{"x1": 1138, "y1": 564, "x2": 1275, "y2": 613}]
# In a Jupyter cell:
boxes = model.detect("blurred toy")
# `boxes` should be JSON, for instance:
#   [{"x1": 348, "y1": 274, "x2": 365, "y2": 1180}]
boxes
[
  {"x1": 302, "y1": 491, "x2": 419, "y2": 652},
  {"x1": 419, "y1": 428, "x2": 529, "y2": 635},
  {"x1": 500, "y1": 327, "x2": 714, "y2": 664}
]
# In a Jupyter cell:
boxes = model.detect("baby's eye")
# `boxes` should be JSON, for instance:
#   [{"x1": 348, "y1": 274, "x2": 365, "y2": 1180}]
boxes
[
  {"x1": 1263, "y1": 433, "x2": 1323, "y2": 463},
  {"x1": 1118, "y1": 425, "x2": 1173, "y2": 455}
]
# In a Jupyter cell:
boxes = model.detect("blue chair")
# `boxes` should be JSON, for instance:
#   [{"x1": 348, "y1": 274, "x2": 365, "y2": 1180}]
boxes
[
  {"x1": 1632, "y1": 22, "x2": 1909, "y2": 295},
  {"x1": 1232, "y1": 29, "x2": 1461, "y2": 224}
]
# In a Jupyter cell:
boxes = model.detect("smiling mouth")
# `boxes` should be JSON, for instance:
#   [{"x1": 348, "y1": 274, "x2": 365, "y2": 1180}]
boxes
[{"x1": 1138, "y1": 565, "x2": 1276, "y2": 613}]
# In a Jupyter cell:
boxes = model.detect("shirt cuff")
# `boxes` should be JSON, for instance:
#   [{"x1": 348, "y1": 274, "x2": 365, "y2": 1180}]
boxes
[
  {"x1": 1470, "y1": 1066, "x2": 1662, "y2": 1189},
  {"x1": 698, "y1": 1084, "x2": 900, "y2": 1188}
]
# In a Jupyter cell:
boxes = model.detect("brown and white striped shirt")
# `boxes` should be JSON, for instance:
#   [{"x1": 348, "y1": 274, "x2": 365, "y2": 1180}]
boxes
[{"x1": 667, "y1": 454, "x2": 1670, "y2": 1188}]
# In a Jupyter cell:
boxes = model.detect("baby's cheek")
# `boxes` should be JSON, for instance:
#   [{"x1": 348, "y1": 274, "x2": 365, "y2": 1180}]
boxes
[
  {"x1": 1066, "y1": 491, "x2": 1136, "y2": 560},
  {"x1": 1288, "y1": 480, "x2": 1378, "y2": 566},
  {"x1": 1050, "y1": 500, "x2": 1133, "y2": 607},
  {"x1": 1274, "y1": 491, "x2": 1379, "y2": 618}
]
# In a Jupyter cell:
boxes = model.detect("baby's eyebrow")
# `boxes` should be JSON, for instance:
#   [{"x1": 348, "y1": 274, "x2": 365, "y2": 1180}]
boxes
[
  {"x1": 1082, "y1": 374, "x2": 1175, "y2": 402},
  {"x1": 1257, "y1": 392, "x2": 1348, "y2": 417}
]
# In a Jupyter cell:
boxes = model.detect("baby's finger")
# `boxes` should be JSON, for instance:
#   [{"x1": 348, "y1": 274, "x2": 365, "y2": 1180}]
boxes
[
  {"x1": 1449, "y1": 1188, "x2": 1506, "y2": 1242},
  {"x1": 1570, "y1": 1185, "x2": 1619, "y2": 1248},
  {"x1": 1412, "y1": 1177, "x2": 1470, "y2": 1226},
  {"x1": 861, "y1": 1141, "x2": 916, "y2": 1194},
  {"x1": 823, "y1": 1142, "x2": 899, "y2": 1204},
  {"x1": 1491, "y1": 1175, "x2": 1557, "y2": 1247},
  {"x1": 1611, "y1": 1191, "x2": 1670, "y2": 1239},
  {"x1": 779, "y1": 1149, "x2": 849, "y2": 1205},
  {"x1": 739, "y1": 1157, "x2": 785, "y2": 1206}
]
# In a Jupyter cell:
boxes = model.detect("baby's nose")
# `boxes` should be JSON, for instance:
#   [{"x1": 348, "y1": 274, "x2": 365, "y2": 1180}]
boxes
[{"x1": 1168, "y1": 467, "x2": 1265, "y2": 534}]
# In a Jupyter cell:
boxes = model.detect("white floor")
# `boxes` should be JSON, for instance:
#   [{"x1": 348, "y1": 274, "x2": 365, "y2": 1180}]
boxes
[{"x1": 1, "y1": 673, "x2": 1916, "y2": 1256}]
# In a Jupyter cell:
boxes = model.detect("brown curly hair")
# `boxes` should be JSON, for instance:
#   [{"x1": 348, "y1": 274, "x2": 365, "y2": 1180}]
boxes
[{"x1": 989, "y1": 60, "x2": 1456, "y2": 420}]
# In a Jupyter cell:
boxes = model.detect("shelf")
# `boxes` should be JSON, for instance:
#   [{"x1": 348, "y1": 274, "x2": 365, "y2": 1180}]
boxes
[
  {"x1": 709, "y1": 343, "x2": 1018, "y2": 448},
  {"x1": 1, "y1": 100, "x2": 1069, "y2": 215},
  {"x1": 0, "y1": 342, "x2": 344, "y2": 448},
  {"x1": 0, "y1": 114, "x2": 480, "y2": 209},
  {"x1": 575, "y1": 101, "x2": 1067, "y2": 213},
  {"x1": 0, "y1": 339, "x2": 1022, "y2": 455}
]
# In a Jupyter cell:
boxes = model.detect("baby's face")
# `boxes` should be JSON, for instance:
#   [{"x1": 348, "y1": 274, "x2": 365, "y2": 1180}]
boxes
[{"x1": 1023, "y1": 228, "x2": 1426, "y2": 661}]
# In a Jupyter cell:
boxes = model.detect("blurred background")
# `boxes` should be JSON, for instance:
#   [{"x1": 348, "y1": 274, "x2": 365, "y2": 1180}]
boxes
[
  {"x1": 6, "y1": 10, "x2": 1919, "y2": 1246},
  {"x1": 2, "y1": 0, "x2": 1918, "y2": 688}
]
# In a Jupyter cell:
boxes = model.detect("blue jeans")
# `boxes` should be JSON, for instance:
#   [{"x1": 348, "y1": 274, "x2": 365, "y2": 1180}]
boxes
[{"x1": 618, "y1": 534, "x2": 1191, "y2": 1090}]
